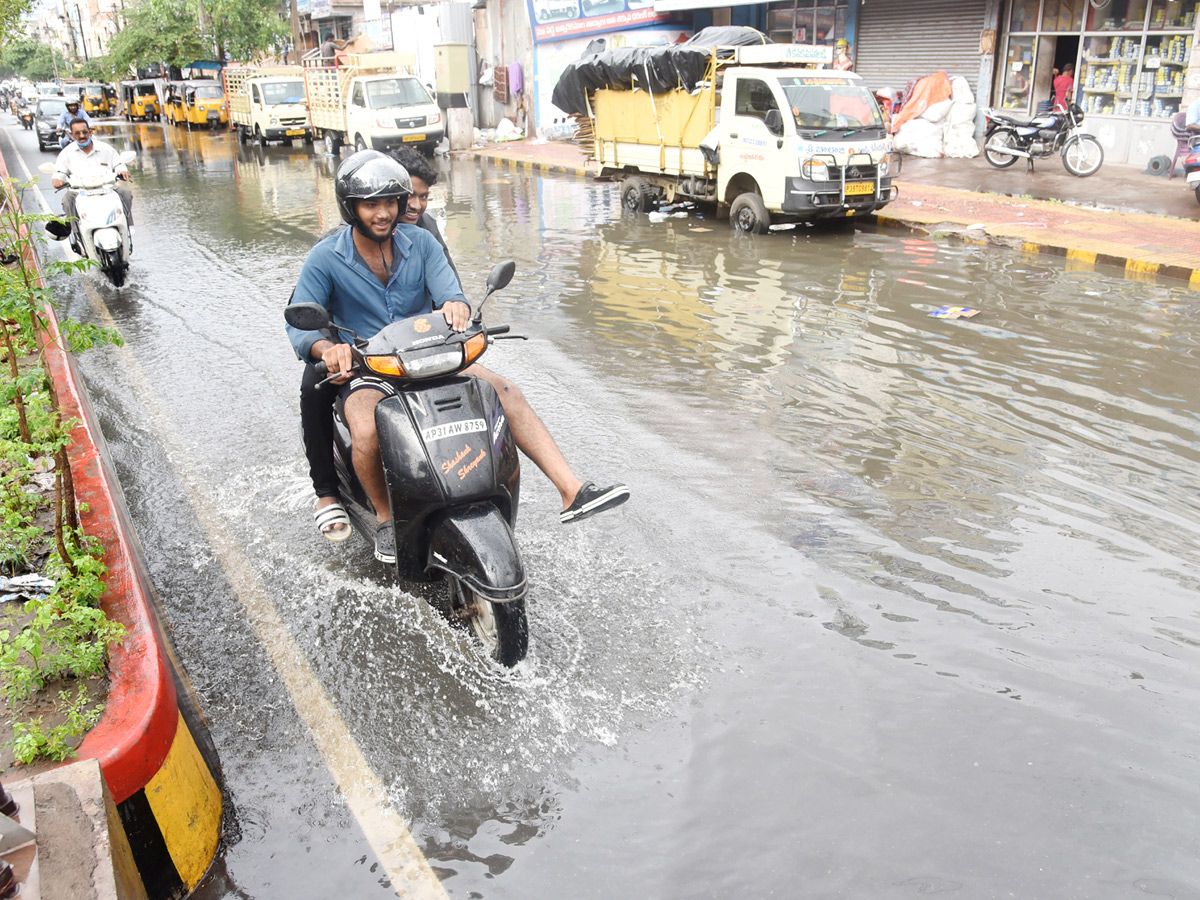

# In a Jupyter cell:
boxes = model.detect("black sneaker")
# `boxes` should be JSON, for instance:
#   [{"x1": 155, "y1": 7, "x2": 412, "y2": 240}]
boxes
[
  {"x1": 374, "y1": 521, "x2": 396, "y2": 564},
  {"x1": 561, "y1": 482, "x2": 630, "y2": 524}
]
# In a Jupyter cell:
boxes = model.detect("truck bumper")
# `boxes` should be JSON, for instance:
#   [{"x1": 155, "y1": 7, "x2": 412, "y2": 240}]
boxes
[
  {"x1": 369, "y1": 130, "x2": 445, "y2": 152},
  {"x1": 265, "y1": 127, "x2": 313, "y2": 140},
  {"x1": 781, "y1": 177, "x2": 898, "y2": 217}
]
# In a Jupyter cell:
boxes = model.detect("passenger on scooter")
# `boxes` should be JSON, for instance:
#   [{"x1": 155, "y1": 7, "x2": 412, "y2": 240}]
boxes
[
  {"x1": 52, "y1": 119, "x2": 134, "y2": 239},
  {"x1": 287, "y1": 150, "x2": 629, "y2": 562}
]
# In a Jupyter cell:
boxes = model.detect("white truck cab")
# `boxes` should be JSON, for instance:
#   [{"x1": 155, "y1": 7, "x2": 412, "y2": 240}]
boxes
[{"x1": 303, "y1": 55, "x2": 443, "y2": 157}]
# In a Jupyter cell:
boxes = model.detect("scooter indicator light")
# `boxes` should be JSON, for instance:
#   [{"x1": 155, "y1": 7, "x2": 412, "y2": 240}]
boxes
[
  {"x1": 365, "y1": 355, "x2": 406, "y2": 376},
  {"x1": 463, "y1": 333, "x2": 487, "y2": 365}
]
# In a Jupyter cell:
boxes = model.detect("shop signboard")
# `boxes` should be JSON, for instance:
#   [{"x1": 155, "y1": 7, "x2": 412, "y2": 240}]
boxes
[
  {"x1": 310, "y1": 0, "x2": 332, "y2": 18},
  {"x1": 527, "y1": 0, "x2": 672, "y2": 43}
]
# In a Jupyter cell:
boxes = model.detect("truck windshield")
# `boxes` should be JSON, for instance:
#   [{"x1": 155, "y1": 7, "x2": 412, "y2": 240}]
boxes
[
  {"x1": 366, "y1": 78, "x2": 431, "y2": 109},
  {"x1": 262, "y1": 81, "x2": 305, "y2": 104},
  {"x1": 193, "y1": 85, "x2": 223, "y2": 100},
  {"x1": 778, "y1": 77, "x2": 884, "y2": 130}
]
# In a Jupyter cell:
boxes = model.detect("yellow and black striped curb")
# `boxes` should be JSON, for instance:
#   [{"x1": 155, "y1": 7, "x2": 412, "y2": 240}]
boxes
[
  {"x1": 873, "y1": 212, "x2": 1200, "y2": 290},
  {"x1": 118, "y1": 713, "x2": 223, "y2": 899}
]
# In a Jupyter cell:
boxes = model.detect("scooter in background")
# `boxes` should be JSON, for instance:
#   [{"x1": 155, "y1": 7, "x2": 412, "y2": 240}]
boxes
[{"x1": 1184, "y1": 136, "x2": 1200, "y2": 205}]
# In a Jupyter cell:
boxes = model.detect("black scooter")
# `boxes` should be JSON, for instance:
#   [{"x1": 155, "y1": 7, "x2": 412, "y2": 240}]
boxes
[
  {"x1": 285, "y1": 261, "x2": 531, "y2": 666},
  {"x1": 18, "y1": 104, "x2": 33, "y2": 130}
]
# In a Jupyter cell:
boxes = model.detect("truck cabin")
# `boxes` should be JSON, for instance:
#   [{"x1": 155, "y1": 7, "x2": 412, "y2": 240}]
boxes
[
  {"x1": 732, "y1": 72, "x2": 886, "y2": 139},
  {"x1": 252, "y1": 79, "x2": 306, "y2": 106},
  {"x1": 352, "y1": 77, "x2": 432, "y2": 110}
]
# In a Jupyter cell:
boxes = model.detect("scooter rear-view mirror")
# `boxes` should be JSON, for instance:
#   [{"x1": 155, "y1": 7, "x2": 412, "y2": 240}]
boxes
[
  {"x1": 285, "y1": 302, "x2": 332, "y2": 331},
  {"x1": 37, "y1": 162, "x2": 54, "y2": 174},
  {"x1": 45, "y1": 220, "x2": 70, "y2": 240},
  {"x1": 473, "y1": 260, "x2": 516, "y2": 324}
]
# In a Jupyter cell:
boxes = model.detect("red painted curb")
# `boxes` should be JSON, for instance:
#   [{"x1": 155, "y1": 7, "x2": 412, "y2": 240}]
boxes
[{"x1": 1, "y1": 156, "x2": 179, "y2": 803}]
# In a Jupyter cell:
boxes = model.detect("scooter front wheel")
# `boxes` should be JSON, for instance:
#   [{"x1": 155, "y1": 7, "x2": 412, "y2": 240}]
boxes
[{"x1": 454, "y1": 579, "x2": 528, "y2": 667}]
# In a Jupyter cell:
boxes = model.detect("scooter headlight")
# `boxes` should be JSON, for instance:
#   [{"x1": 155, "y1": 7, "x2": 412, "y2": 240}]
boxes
[{"x1": 404, "y1": 347, "x2": 464, "y2": 378}]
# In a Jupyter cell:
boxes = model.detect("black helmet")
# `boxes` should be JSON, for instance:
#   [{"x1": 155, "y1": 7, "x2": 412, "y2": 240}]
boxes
[{"x1": 335, "y1": 150, "x2": 412, "y2": 241}]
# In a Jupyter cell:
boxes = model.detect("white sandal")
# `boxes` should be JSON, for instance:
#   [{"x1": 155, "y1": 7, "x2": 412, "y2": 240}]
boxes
[{"x1": 314, "y1": 502, "x2": 353, "y2": 542}]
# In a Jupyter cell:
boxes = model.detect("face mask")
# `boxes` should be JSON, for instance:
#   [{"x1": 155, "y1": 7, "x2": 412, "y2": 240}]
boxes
[{"x1": 76, "y1": 136, "x2": 92, "y2": 148}]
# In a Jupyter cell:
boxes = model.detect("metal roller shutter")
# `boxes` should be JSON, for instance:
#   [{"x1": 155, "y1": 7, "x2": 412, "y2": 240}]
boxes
[{"x1": 854, "y1": 0, "x2": 990, "y2": 94}]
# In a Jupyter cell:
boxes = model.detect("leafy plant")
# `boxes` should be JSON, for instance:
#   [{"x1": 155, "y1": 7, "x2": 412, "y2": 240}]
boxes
[{"x1": 0, "y1": 178, "x2": 126, "y2": 764}]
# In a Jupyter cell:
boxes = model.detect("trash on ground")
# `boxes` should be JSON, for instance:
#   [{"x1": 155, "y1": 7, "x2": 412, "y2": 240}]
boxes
[
  {"x1": 929, "y1": 306, "x2": 980, "y2": 319},
  {"x1": 1, "y1": 573, "x2": 57, "y2": 602}
]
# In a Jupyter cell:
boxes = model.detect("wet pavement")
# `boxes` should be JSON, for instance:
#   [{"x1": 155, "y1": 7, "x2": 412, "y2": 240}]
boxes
[
  {"x1": 4, "y1": 116, "x2": 1200, "y2": 899},
  {"x1": 461, "y1": 138, "x2": 1200, "y2": 283}
]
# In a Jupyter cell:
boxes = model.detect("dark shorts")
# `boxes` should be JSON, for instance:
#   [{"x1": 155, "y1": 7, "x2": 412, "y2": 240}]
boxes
[{"x1": 338, "y1": 376, "x2": 394, "y2": 402}]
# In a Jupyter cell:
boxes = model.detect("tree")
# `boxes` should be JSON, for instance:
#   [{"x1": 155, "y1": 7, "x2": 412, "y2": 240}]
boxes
[
  {"x1": 0, "y1": 35, "x2": 70, "y2": 82},
  {"x1": 108, "y1": 0, "x2": 288, "y2": 70},
  {"x1": 0, "y1": 0, "x2": 33, "y2": 52},
  {"x1": 78, "y1": 55, "x2": 118, "y2": 83},
  {"x1": 109, "y1": 0, "x2": 207, "y2": 72},
  {"x1": 207, "y1": 0, "x2": 289, "y2": 62}
]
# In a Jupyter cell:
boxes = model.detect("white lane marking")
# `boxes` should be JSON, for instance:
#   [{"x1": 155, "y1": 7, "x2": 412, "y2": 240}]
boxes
[
  {"x1": 51, "y1": 224, "x2": 450, "y2": 897},
  {"x1": 2, "y1": 129, "x2": 53, "y2": 215}
]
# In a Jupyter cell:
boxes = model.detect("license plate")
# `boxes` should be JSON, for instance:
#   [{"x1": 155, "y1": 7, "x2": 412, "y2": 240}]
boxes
[
  {"x1": 845, "y1": 181, "x2": 875, "y2": 196},
  {"x1": 285, "y1": 129, "x2": 304, "y2": 136},
  {"x1": 402, "y1": 133, "x2": 426, "y2": 143}
]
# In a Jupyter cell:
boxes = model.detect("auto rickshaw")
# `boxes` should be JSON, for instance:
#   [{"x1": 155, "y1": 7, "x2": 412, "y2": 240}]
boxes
[
  {"x1": 166, "y1": 79, "x2": 227, "y2": 129},
  {"x1": 81, "y1": 83, "x2": 111, "y2": 116},
  {"x1": 121, "y1": 81, "x2": 161, "y2": 121}
]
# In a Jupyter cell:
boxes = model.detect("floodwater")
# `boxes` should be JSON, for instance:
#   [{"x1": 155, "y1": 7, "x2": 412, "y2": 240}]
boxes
[{"x1": 7, "y1": 119, "x2": 1200, "y2": 899}]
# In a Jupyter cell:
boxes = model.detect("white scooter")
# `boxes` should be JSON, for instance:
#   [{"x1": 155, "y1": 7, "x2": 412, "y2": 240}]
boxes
[{"x1": 39, "y1": 150, "x2": 136, "y2": 287}]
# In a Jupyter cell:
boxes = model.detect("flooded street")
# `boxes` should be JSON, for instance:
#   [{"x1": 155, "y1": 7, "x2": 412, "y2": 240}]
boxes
[{"x1": 6, "y1": 119, "x2": 1200, "y2": 898}]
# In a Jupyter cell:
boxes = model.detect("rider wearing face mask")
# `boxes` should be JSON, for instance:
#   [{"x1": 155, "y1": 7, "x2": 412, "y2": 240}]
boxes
[{"x1": 52, "y1": 118, "x2": 134, "y2": 238}]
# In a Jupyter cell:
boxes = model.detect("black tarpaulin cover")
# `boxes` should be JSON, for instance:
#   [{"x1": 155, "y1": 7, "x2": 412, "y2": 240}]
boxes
[{"x1": 550, "y1": 26, "x2": 770, "y2": 116}]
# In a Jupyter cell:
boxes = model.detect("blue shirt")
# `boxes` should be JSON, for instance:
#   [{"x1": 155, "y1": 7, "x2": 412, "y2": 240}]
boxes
[{"x1": 286, "y1": 223, "x2": 466, "y2": 361}]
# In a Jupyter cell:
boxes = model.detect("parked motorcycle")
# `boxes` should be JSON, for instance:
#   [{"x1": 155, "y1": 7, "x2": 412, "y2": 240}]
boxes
[
  {"x1": 285, "y1": 261, "x2": 532, "y2": 667},
  {"x1": 982, "y1": 103, "x2": 1104, "y2": 177},
  {"x1": 1184, "y1": 136, "x2": 1200, "y2": 205},
  {"x1": 38, "y1": 153, "x2": 136, "y2": 287}
]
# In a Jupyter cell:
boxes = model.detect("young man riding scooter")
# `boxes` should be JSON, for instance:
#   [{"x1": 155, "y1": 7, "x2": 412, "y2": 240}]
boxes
[{"x1": 287, "y1": 150, "x2": 628, "y2": 562}]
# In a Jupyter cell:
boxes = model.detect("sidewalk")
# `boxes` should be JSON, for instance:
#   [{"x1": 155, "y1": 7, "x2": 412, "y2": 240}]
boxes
[{"x1": 454, "y1": 140, "x2": 1200, "y2": 288}]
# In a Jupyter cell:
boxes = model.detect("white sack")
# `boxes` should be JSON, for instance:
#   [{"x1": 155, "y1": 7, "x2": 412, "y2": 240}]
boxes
[
  {"x1": 950, "y1": 75, "x2": 975, "y2": 105},
  {"x1": 920, "y1": 98, "x2": 954, "y2": 123},
  {"x1": 943, "y1": 122, "x2": 980, "y2": 158},
  {"x1": 894, "y1": 118, "x2": 946, "y2": 157}
]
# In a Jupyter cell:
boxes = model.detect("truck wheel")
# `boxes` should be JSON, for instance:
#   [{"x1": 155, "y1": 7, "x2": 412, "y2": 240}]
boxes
[
  {"x1": 620, "y1": 176, "x2": 654, "y2": 213},
  {"x1": 236, "y1": 124, "x2": 247, "y2": 144},
  {"x1": 729, "y1": 192, "x2": 770, "y2": 234},
  {"x1": 354, "y1": 135, "x2": 367, "y2": 152},
  {"x1": 323, "y1": 132, "x2": 341, "y2": 156},
  {"x1": 256, "y1": 126, "x2": 267, "y2": 149}
]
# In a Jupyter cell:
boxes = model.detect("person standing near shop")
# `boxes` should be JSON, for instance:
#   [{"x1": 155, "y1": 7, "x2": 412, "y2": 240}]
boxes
[
  {"x1": 833, "y1": 39, "x2": 854, "y2": 71},
  {"x1": 1053, "y1": 63, "x2": 1075, "y2": 110}
]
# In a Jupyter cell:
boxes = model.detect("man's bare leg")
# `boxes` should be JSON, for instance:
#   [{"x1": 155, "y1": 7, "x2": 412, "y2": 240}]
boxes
[
  {"x1": 469, "y1": 364, "x2": 582, "y2": 510},
  {"x1": 343, "y1": 389, "x2": 391, "y2": 523}
]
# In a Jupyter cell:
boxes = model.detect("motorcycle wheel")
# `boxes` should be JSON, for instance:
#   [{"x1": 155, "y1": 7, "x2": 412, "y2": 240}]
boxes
[
  {"x1": 983, "y1": 128, "x2": 1020, "y2": 168},
  {"x1": 1061, "y1": 135, "x2": 1104, "y2": 177},
  {"x1": 1194, "y1": 184, "x2": 1200, "y2": 205},
  {"x1": 454, "y1": 579, "x2": 528, "y2": 667}
]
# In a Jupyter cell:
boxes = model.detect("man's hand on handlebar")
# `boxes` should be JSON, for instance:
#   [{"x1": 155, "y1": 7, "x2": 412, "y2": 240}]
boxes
[
  {"x1": 314, "y1": 340, "x2": 355, "y2": 385},
  {"x1": 441, "y1": 300, "x2": 470, "y2": 333}
]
